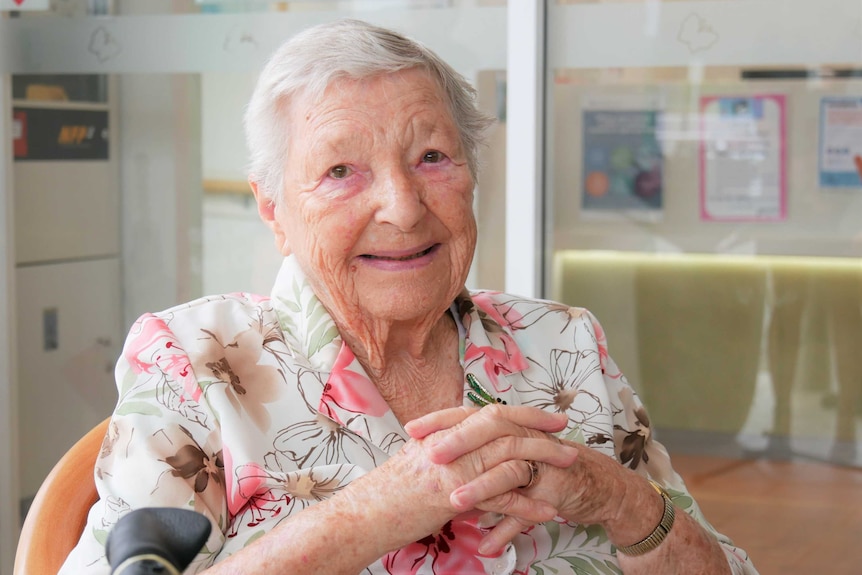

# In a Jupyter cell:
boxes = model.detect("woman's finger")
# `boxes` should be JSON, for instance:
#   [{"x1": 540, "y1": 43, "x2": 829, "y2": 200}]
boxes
[
  {"x1": 409, "y1": 404, "x2": 566, "y2": 443},
  {"x1": 457, "y1": 471, "x2": 557, "y2": 527},
  {"x1": 451, "y1": 459, "x2": 554, "y2": 513},
  {"x1": 470, "y1": 404, "x2": 569, "y2": 434},
  {"x1": 474, "y1": 488, "x2": 557, "y2": 525},
  {"x1": 450, "y1": 438, "x2": 580, "y2": 509},
  {"x1": 476, "y1": 435, "x2": 578, "y2": 472},
  {"x1": 429, "y1": 407, "x2": 570, "y2": 464},
  {"x1": 477, "y1": 515, "x2": 535, "y2": 557},
  {"x1": 403, "y1": 405, "x2": 478, "y2": 439}
]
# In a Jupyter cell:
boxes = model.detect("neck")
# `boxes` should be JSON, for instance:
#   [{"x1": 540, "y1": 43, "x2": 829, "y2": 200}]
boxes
[
  {"x1": 320, "y1": 291, "x2": 466, "y2": 422},
  {"x1": 338, "y1": 307, "x2": 456, "y2": 379},
  {"x1": 342, "y1": 311, "x2": 463, "y2": 423}
]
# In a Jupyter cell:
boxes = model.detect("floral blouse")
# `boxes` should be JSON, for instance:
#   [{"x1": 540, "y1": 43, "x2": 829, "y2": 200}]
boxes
[{"x1": 60, "y1": 255, "x2": 758, "y2": 575}]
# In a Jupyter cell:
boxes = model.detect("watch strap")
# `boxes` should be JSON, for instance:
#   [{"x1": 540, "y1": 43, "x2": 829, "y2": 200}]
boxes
[{"x1": 615, "y1": 480, "x2": 676, "y2": 557}]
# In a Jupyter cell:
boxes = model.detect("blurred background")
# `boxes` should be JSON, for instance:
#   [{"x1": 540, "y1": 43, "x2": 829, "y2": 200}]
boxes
[{"x1": 1, "y1": 1, "x2": 861, "y2": 573}]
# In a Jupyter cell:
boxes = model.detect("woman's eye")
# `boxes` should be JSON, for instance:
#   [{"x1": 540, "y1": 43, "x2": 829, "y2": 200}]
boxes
[
  {"x1": 329, "y1": 165, "x2": 351, "y2": 179},
  {"x1": 422, "y1": 150, "x2": 444, "y2": 163}
]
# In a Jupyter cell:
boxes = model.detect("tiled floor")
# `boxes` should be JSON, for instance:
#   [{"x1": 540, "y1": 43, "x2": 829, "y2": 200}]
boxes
[{"x1": 672, "y1": 453, "x2": 862, "y2": 574}]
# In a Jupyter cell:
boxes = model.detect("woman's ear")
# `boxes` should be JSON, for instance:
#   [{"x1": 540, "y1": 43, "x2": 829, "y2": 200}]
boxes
[{"x1": 249, "y1": 178, "x2": 291, "y2": 256}]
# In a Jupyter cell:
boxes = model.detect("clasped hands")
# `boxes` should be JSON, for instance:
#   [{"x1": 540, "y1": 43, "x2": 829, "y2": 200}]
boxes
[{"x1": 399, "y1": 404, "x2": 618, "y2": 556}]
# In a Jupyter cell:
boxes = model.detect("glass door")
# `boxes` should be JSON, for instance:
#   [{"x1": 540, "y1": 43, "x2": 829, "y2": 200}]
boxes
[
  {"x1": 0, "y1": 2, "x2": 509, "y2": 571},
  {"x1": 545, "y1": 0, "x2": 862, "y2": 467}
]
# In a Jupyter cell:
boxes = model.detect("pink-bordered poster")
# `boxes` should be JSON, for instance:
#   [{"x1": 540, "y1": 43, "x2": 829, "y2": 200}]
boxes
[{"x1": 699, "y1": 94, "x2": 787, "y2": 222}]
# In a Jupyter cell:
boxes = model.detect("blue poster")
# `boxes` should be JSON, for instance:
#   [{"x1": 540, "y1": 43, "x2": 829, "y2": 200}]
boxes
[
  {"x1": 581, "y1": 110, "x2": 663, "y2": 213},
  {"x1": 819, "y1": 97, "x2": 862, "y2": 188}
]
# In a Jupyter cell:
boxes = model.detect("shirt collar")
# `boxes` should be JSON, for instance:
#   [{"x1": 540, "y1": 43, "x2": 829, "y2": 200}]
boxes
[
  {"x1": 453, "y1": 289, "x2": 530, "y2": 397},
  {"x1": 270, "y1": 257, "x2": 530, "y2": 446},
  {"x1": 269, "y1": 255, "x2": 342, "y2": 373}
]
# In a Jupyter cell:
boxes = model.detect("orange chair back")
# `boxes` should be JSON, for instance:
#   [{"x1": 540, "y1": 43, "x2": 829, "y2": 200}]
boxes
[{"x1": 14, "y1": 418, "x2": 109, "y2": 575}]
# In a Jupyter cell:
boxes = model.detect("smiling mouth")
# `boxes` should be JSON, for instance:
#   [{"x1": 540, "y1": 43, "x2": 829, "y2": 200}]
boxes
[{"x1": 361, "y1": 245, "x2": 436, "y2": 261}]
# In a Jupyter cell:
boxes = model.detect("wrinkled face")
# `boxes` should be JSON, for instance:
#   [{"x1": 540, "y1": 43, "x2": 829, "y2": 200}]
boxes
[{"x1": 260, "y1": 68, "x2": 477, "y2": 325}]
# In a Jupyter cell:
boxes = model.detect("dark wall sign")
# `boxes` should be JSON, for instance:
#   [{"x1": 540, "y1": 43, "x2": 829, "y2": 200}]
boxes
[{"x1": 12, "y1": 107, "x2": 109, "y2": 161}]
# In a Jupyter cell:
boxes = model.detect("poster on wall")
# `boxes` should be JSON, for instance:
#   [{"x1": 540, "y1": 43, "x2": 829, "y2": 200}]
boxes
[
  {"x1": 581, "y1": 106, "x2": 664, "y2": 220},
  {"x1": 699, "y1": 94, "x2": 786, "y2": 222},
  {"x1": 819, "y1": 97, "x2": 862, "y2": 188}
]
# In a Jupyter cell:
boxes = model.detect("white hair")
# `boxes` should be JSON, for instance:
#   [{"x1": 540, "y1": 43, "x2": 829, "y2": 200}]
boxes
[{"x1": 243, "y1": 18, "x2": 495, "y2": 201}]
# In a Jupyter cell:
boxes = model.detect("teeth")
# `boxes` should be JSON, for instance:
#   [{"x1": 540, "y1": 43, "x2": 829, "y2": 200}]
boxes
[
  {"x1": 368, "y1": 246, "x2": 432, "y2": 261},
  {"x1": 379, "y1": 253, "x2": 419, "y2": 261}
]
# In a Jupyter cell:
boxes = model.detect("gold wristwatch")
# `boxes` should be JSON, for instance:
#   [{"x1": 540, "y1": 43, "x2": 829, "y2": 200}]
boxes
[{"x1": 615, "y1": 480, "x2": 676, "y2": 557}]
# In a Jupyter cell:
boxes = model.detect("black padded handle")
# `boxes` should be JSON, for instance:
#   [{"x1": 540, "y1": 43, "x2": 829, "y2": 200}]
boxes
[{"x1": 106, "y1": 508, "x2": 211, "y2": 574}]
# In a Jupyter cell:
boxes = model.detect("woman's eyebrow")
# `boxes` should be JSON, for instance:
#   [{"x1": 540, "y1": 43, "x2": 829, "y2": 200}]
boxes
[
  {"x1": 306, "y1": 131, "x2": 365, "y2": 160},
  {"x1": 412, "y1": 119, "x2": 464, "y2": 153}
]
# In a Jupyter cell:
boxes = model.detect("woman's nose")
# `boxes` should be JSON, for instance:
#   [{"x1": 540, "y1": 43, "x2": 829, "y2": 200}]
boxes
[{"x1": 373, "y1": 166, "x2": 427, "y2": 230}]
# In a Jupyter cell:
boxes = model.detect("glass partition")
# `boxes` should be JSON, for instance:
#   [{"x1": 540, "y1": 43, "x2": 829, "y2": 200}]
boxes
[
  {"x1": 545, "y1": 6, "x2": 862, "y2": 569},
  {"x1": 545, "y1": 1, "x2": 862, "y2": 464}
]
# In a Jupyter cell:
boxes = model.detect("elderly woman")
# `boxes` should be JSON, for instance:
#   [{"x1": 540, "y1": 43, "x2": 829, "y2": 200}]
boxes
[{"x1": 61, "y1": 19, "x2": 757, "y2": 575}]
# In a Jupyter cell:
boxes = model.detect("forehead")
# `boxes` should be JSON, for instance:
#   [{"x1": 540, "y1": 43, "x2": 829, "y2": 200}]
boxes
[{"x1": 288, "y1": 68, "x2": 456, "y2": 139}]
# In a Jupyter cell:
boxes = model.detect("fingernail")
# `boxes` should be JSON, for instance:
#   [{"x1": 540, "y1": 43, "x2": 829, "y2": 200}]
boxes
[
  {"x1": 477, "y1": 540, "x2": 496, "y2": 556},
  {"x1": 450, "y1": 489, "x2": 471, "y2": 510},
  {"x1": 427, "y1": 441, "x2": 460, "y2": 465},
  {"x1": 539, "y1": 503, "x2": 558, "y2": 520}
]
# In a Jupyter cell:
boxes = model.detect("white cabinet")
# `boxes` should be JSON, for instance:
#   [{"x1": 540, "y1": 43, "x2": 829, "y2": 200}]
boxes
[
  {"x1": 12, "y1": 80, "x2": 122, "y2": 503},
  {"x1": 15, "y1": 257, "x2": 121, "y2": 496}
]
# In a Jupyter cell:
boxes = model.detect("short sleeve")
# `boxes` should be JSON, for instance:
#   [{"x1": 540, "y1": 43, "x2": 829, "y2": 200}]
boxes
[{"x1": 59, "y1": 313, "x2": 227, "y2": 574}]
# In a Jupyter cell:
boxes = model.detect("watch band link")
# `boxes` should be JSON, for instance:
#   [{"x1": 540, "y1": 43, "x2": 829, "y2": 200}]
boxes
[{"x1": 615, "y1": 480, "x2": 676, "y2": 557}]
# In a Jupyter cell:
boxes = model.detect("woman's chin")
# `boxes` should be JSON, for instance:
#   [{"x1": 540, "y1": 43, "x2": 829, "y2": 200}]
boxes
[{"x1": 356, "y1": 283, "x2": 455, "y2": 324}]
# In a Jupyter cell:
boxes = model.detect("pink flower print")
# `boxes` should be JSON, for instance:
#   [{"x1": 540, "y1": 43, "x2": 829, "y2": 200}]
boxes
[
  {"x1": 161, "y1": 345, "x2": 200, "y2": 401},
  {"x1": 125, "y1": 314, "x2": 201, "y2": 401},
  {"x1": 471, "y1": 291, "x2": 513, "y2": 328},
  {"x1": 383, "y1": 520, "x2": 492, "y2": 575},
  {"x1": 464, "y1": 333, "x2": 527, "y2": 393},
  {"x1": 234, "y1": 462, "x2": 270, "y2": 507},
  {"x1": 223, "y1": 446, "x2": 251, "y2": 517},
  {"x1": 227, "y1": 488, "x2": 288, "y2": 538},
  {"x1": 229, "y1": 464, "x2": 352, "y2": 538},
  {"x1": 489, "y1": 296, "x2": 582, "y2": 334},
  {"x1": 585, "y1": 312, "x2": 613, "y2": 374},
  {"x1": 228, "y1": 291, "x2": 270, "y2": 305},
  {"x1": 320, "y1": 343, "x2": 388, "y2": 419},
  {"x1": 229, "y1": 461, "x2": 287, "y2": 531},
  {"x1": 124, "y1": 313, "x2": 172, "y2": 375},
  {"x1": 465, "y1": 343, "x2": 513, "y2": 392}
]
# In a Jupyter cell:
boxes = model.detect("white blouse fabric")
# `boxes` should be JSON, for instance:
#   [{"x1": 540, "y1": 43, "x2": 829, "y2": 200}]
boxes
[{"x1": 60, "y1": 255, "x2": 758, "y2": 575}]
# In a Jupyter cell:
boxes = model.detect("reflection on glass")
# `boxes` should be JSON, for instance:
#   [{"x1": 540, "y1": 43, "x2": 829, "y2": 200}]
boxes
[
  {"x1": 554, "y1": 251, "x2": 862, "y2": 464},
  {"x1": 545, "y1": 0, "x2": 862, "y2": 480},
  {"x1": 12, "y1": 74, "x2": 107, "y2": 103}
]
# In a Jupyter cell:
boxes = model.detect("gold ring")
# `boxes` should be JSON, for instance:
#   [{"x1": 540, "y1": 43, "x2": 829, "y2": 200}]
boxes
[{"x1": 519, "y1": 460, "x2": 539, "y2": 489}]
